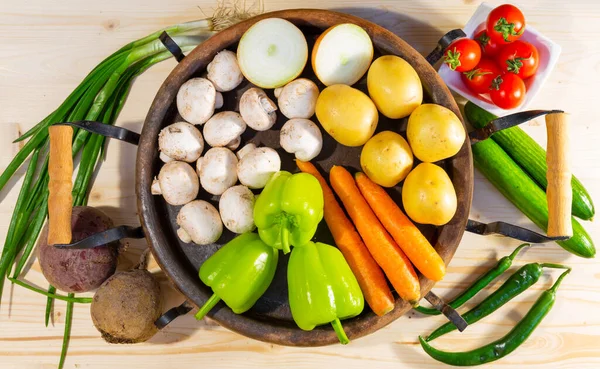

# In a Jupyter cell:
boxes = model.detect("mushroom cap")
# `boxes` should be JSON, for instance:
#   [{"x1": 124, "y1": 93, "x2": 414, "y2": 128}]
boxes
[
  {"x1": 219, "y1": 185, "x2": 256, "y2": 234},
  {"x1": 197, "y1": 147, "x2": 238, "y2": 195},
  {"x1": 276, "y1": 78, "x2": 320, "y2": 119},
  {"x1": 207, "y1": 50, "x2": 244, "y2": 92},
  {"x1": 239, "y1": 88, "x2": 277, "y2": 131},
  {"x1": 177, "y1": 78, "x2": 218, "y2": 125},
  {"x1": 176, "y1": 200, "x2": 222, "y2": 245},
  {"x1": 157, "y1": 161, "x2": 199, "y2": 206},
  {"x1": 158, "y1": 122, "x2": 204, "y2": 163},
  {"x1": 203, "y1": 111, "x2": 246, "y2": 147},
  {"x1": 237, "y1": 147, "x2": 281, "y2": 189},
  {"x1": 280, "y1": 118, "x2": 323, "y2": 162}
]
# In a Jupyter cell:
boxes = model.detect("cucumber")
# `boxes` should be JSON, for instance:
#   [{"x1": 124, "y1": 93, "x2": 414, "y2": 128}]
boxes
[
  {"x1": 472, "y1": 138, "x2": 595, "y2": 258},
  {"x1": 465, "y1": 101, "x2": 595, "y2": 221}
]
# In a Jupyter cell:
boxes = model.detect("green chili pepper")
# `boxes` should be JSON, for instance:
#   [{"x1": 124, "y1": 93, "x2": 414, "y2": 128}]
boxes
[
  {"x1": 254, "y1": 171, "x2": 324, "y2": 254},
  {"x1": 288, "y1": 241, "x2": 364, "y2": 344},
  {"x1": 419, "y1": 268, "x2": 570, "y2": 366},
  {"x1": 415, "y1": 244, "x2": 529, "y2": 315},
  {"x1": 426, "y1": 262, "x2": 569, "y2": 341},
  {"x1": 194, "y1": 233, "x2": 279, "y2": 320}
]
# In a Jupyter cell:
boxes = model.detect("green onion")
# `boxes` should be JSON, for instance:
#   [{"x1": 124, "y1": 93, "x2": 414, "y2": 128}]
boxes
[
  {"x1": 58, "y1": 296, "x2": 74, "y2": 369},
  {"x1": 8, "y1": 278, "x2": 92, "y2": 303},
  {"x1": 45, "y1": 285, "x2": 56, "y2": 327}
]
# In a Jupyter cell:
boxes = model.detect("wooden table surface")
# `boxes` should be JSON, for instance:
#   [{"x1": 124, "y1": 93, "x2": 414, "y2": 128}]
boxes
[{"x1": 1, "y1": 0, "x2": 599, "y2": 368}]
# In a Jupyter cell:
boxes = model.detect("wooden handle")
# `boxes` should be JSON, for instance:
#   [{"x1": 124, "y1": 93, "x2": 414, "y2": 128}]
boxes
[
  {"x1": 48, "y1": 125, "x2": 73, "y2": 245},
  {"x1": 546, "y1": 113, "x2": 572, "y2": 237}
]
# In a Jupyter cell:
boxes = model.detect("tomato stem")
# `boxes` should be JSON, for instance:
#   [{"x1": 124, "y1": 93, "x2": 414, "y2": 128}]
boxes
[
  {"x1": 443, "y1": 47, "x2": 462, "y2": 71},
  {"x1": 476, "y1": 32, "x2": 490, "y2": 48},
  {"x1": 494, "y1": 17, "x2": 524, "y2": 42},
  {"x1": 490, "y1": 75, "x2": 503, "y2": 91},
  {"x1": 463, "y1": 68, "x2": 492, "y2": 80},
  {"x1": 506, "y1": 57, "x2": 526, "y2": 74}
]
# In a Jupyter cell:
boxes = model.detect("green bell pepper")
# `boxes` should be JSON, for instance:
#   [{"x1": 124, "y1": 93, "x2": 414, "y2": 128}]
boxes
[
  {"x1": 253, "y1": 171, "x2": 324, "y2": 254},
  {"x1": 288, "y1": 241, "x2": 364, "y2": 344},
  {"x1": 195, "y1": 233, "x2": 279, "y2": 320}
]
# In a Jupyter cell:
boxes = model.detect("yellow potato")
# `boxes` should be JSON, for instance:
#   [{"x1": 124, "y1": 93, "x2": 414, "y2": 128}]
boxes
[
  {"x1": 360, "y1": 131, "x2": 413, "y2": 187},
  {"x1": 367, "y1": 55, "x2": 423, "y2": 119},
  {"x1": 402, "y1": 163, "x2": 457, "y2": 226},
  {"x1": 315, "y1": 84, "x2": 378, "y2": 147},
  {"x1": 407, "y1": 104, "x2": 466, "y2": 163}
]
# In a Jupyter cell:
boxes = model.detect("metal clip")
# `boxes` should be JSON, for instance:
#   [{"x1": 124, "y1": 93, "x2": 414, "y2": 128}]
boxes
[
  {"x1": 469, "y1": 109, "x2": 564, "y2": 144},
  {"x1": 425, "y1": 29, "x2": 467, "y2": 66},
  {"x1": 54, "y1": 121, "x2": 140, "y2": 146},
  {"x1": 159, "y1": 31, "x2": 186, "y2": 63},
  {"x1": 155, "y1": 301, "x2": 194, "y2": 329},
  {"x1": 465, "y1": 220, "x2": 569, "y2": 243},
  {"x1": 423, "y1": 291, "x2": 468, "y2": 332},
  {"x1": 54, "y1": 226, "x2": 145, "y2": 249}
]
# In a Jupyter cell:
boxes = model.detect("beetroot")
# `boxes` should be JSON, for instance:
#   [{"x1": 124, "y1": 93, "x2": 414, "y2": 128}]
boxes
[{"x1": 37, "y1": 206, "x2": 119, "y2": 292}]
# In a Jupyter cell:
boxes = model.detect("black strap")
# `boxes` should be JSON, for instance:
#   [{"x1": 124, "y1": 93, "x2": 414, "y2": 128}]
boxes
[
  {"x1": 159, "y1": 31, "x2": 185, "y2": 63},
  {"x1": 465, "y1": 220, "x2": 569, "y2": 243},
  {"x1": 54, "y1": 226, "x2": 145, "y2": 249},
  {"x1": 155, "y1": 301, "x2": 194, "y2": 329},
  {"x1": 425, "y1": 29, "x2": 467, "y2": 66},
  {"x1": 54, "y1": 121, "x2": 140, "y2": 146}
]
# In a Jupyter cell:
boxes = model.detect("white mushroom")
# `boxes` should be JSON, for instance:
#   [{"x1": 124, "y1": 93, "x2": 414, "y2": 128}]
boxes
[
  {"x1": 203, "y1": 111, "x2": 246, "y2": 148},
  {"x1": 236, "y1": 143, "x2": 256, "y2": 160},
  {"x1": 280, "y1": 118, "x2": 323, "y2": 162},
  {"x1": 237, "y1": 147, "x2": 281, "y2": 189},
  {"x1": 206, "y1": 50, "x2": 244, "y2": 92},
  {"x1": 151, "y1": 161, "x2": 199, "y2": 206},
  {"x1": 176, "y1": 200, "x2": 222, "y2": 245},
  {"x1": 274, "y1": 78, "x2": 320, "y2": 119},
  {"x1": 239, "y1": 88, "x2": 277, "y2": 131},
  {"x1": 176, "y1": 78, "x2": 223, "y2": 125},
  {"x1": 219, "y1": 185, "x2": 255, "y2": 234},
  {"x1": 196, "y1": 147, "x2": 238, "y2": 195},
  {"x1": 158, "y1": 122, "x2": 204, "y2": 163}
]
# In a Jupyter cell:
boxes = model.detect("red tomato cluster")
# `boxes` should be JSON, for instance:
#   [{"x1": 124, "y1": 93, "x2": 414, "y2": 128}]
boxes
[{"x1": 442, "y1": 4, "x2": 540, "y2": 109}]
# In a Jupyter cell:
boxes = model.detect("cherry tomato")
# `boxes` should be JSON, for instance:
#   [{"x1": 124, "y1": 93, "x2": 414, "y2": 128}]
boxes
[
  {"x1": 443, "y1": 38, "x2": 482, "y2": 72},
  {"x1": 486, "y1": 4, "x2": 526, "y2": 44},
  {"x1": 461, "y1": 59, "x2": 502, "y2": 94},
  {"x1": 474, "y1": 29, "x2": 502, "y2": 57},
  {"x1": 496, "y1": 40, "x2": 539, "y2": 79},
  {"x1": 489, "y1": 73, "x2": 526, "y2": 109}
]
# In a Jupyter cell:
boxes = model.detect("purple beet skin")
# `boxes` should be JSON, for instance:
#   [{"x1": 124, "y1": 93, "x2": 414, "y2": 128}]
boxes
[{"x1": 37, "y1": 206, "x2": 120, "y2": 293}]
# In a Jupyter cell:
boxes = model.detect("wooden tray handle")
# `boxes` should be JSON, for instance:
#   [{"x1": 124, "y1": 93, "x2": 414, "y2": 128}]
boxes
[
  {"x1": 546, "y1": 112, "x2": 572, "y2": 238},
  {"x1": 48, "y1": 125, "x2": 73, "y2": 245}
]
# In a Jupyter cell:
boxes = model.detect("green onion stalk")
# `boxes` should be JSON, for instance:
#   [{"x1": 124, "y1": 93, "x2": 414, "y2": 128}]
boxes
[{"x1": 0, "y1": 3, "x2": 259, "y2": 368}]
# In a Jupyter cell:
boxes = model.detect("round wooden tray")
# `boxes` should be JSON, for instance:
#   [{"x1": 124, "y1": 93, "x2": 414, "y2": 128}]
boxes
[{"x1": 137, "y1": 9, "x2": 473, "y2": 346}]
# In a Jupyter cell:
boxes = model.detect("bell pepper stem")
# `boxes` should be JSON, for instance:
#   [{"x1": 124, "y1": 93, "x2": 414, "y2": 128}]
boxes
[
  {"x1": 330, "y1": 318, "x2": 350, "y2": 345},
  {"x1": 194, "y1": 293, "x2": 221, "y2": 320},
  {"x1": 280, "y1": 219, "x2": 291, "y2": 254}
]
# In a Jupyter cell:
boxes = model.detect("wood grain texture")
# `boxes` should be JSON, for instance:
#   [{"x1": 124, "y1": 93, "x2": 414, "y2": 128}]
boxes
[
  {"x1": 47, "y1": 125, "x2": 73, "y2": 245},
  {"x1": 546, "y1": 113, "x2": 572, "y2": 237},
  {"x1": 0, "y1": 0, "x2": 599, "y2": 368}
]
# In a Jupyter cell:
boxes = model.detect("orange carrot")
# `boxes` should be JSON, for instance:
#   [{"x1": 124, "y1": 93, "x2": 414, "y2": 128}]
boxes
[
  {"x1": 329, "y1": 166, "x2": 420, "y2": 306},
  {"x1": 355, "y1": 172, "x2": 446, "y2": 281},
  {"x1": 297, "y1": 160, "x2": 395, "y2": 316}
]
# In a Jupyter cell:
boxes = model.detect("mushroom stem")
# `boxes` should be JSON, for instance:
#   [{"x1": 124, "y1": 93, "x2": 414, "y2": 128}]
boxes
[
  {"x1": 260, "y1": 96, "x2": 277, "y2": 113},
  {"x1": 159, "y1": 152, "x2": 174, "y2": 163},
  {"x1": 151, "y1": 179, "x2": 162, "y2": 195},
  {"x1": 177, "y1": 228, "x2": 192, "y2": 243},
  {"x1": 215, "y1": 92, "x2": 224, "y2": 109}
]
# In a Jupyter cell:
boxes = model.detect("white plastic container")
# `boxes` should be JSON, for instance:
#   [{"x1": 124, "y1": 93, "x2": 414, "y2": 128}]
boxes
[{"x1": 439, "y1": 2, "x2": 561, "y2": 116}]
